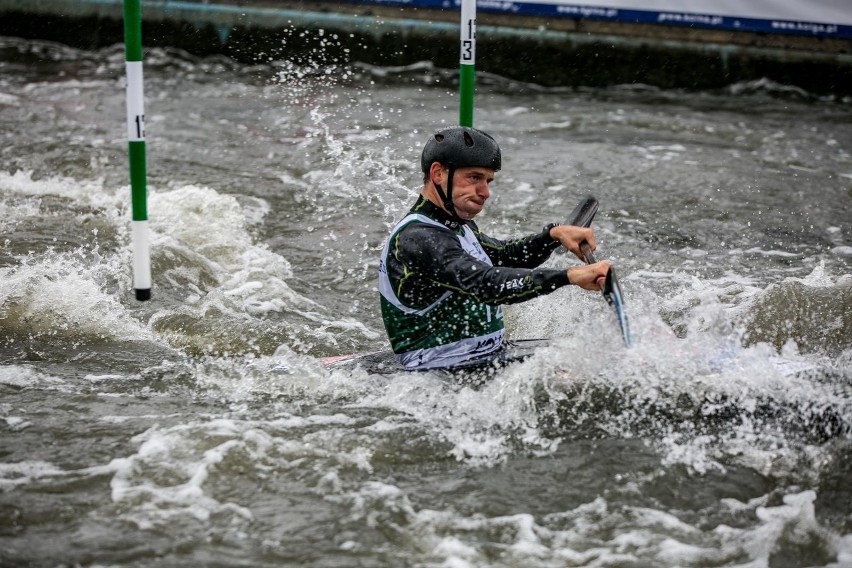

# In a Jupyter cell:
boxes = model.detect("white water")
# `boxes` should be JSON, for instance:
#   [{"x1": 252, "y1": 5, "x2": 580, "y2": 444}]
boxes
[{"x1": 1, "y1": 37, "x2": 851, "y2": 566}]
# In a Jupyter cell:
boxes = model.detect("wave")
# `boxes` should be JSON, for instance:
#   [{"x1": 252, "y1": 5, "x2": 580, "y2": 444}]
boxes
[
  {"x1": 0, "y1": 170, "x2": 378, "y2": 360},
  {"x1": 739, "y1": 266, "x2": 852, "y2": 357}
]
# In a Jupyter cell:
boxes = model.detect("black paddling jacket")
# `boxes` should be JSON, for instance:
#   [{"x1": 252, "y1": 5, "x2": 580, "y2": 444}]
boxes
[{"x1": 378, "y1": 196, "x2": 570, "y2": 370}]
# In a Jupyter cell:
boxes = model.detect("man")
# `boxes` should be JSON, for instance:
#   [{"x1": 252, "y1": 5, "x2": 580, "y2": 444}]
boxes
[{"x1": 379, "y1": 126, "x2": 611, "y2": 370}]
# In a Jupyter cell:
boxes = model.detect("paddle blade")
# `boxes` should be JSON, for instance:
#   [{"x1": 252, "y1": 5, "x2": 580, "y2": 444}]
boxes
[
  {"x1": 568, "y1": 195, "x2": 633, "y2": 347},
  {"x1": 565, "y1": 196, "x2": 598, "y2": 228},
  {"x1": 601, "y1": 267, "x2": 632, "y2": 347}
]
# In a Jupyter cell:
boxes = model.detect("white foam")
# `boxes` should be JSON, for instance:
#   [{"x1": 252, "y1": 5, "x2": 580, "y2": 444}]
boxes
[
  {"x1": 0, "y1": 460, "x2": 65, "y2": 490},
  {"x1": 0, "y1": 170, "x2": 122, "y2": 209},
  {"x1": 0, "y1": 365, "x2": 66, "y2": 389},
  {"x1": 0, "y1": 92, "x2": 19, "y2": 105},
  {"x1": 0, "y1": 457, "x2": 119, "y2": 491},
  {"x1": 4, "y1": 416, "x2": 31, "y2": 430},
  {"x1": 0, "y1": 172, "x2": 342, "y2": 351},
  {"x1": 0, "y1": 249, "x2": 153, "y2": 341},
  {"x1": 109, "y1": 421, "x2": 259, "y2": 529},
  {"x1": 395, "y1": 488, "x2": 852, "y2": 566},
  {"x1": 739, "y1": 247, "x2": 800, "y2": 258},
  {"x1": 83, "y1": 374, "x2": 126, "y2": 382},
  {"x1": 144, "y1": 183, "x2": 379, "y2": 350},
  {"x1": 0, "y1": 196, "x2": 40, "y2": 232},
  {"x1": 269, "y1": 413, "x2": 356, "y2": 429}
]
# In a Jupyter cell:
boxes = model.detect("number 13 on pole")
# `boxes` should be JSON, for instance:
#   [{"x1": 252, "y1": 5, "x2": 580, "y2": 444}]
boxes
[{"x1": 459, "y1": 0, "x2": 476, "y2": 127}]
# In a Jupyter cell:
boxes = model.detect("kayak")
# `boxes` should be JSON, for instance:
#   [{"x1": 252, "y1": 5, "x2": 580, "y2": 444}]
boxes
[{"x1": 322, "y1": 338, "x2": 551, "y2": 379}]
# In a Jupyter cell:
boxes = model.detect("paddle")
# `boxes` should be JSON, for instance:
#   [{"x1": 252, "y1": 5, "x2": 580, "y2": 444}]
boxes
[
  {"x1": 580, "y1": 244, "x2": 632, "y2": 347},
  {"x1": 565, "y1": 195, "x2": 599, "y2": 228},
  {"x1": 566, "y1": 196, "x2": 632, "y2": 347}
]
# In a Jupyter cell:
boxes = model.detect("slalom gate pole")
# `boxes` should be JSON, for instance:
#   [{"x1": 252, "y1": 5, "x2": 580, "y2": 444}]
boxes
[
  {"x1": 459, "y1": 0, "x2": 476, "y2": 127},
  {"x1": 123, "y1": 0, "x2": 152, "y2": 301}
]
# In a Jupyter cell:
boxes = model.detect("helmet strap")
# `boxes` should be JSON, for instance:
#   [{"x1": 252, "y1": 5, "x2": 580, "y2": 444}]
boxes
[{"x1": 434, "y1": 167, "x2": 463, "y2": 222}]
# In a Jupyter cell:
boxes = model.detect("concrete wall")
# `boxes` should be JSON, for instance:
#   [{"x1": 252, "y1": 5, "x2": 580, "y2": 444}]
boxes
[{"x1": 1, "y1": 0, "x2": 850, "y2": 95}]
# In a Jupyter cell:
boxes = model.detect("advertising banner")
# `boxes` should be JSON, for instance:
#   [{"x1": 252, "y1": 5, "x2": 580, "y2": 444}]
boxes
[{"x1": 348, "y1": 0, "x2": 852, "y2": 39}]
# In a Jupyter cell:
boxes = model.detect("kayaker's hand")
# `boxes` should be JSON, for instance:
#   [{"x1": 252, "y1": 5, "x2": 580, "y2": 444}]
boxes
[
  {"x1": 550, "y1": 225, "x2": 597, "y2": 261},
  {"x1": 567, "y1": 261, "x2": 611, "y2": 291}
]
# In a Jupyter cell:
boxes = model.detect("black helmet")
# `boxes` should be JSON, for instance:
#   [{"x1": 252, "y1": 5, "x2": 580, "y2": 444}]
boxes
[{"x1": 420, "y1": 126, "x2": 501, "y2": 173}]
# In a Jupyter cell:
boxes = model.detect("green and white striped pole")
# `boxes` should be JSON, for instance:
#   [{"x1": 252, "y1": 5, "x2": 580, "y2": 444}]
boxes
[
  {"x1": 459, "y1": 0, "x2": 476, "y2": 127},
  {"x1": 123, "y1": 0, "x2": 151, "y2": 301}
]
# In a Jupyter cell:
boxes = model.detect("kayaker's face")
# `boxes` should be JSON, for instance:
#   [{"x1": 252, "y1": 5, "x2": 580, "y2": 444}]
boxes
[{"x1": 446, "y1": 166, "x2": 495, "y2": 220}]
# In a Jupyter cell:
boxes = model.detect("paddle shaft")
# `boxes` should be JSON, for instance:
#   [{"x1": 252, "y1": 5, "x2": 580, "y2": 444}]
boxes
[
  {"x1": 565, "y1": 196, "x2": 605, "y2": 285},
  {"x1": 580, "y1": 242, "x2": 606, "y2": 286}
]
